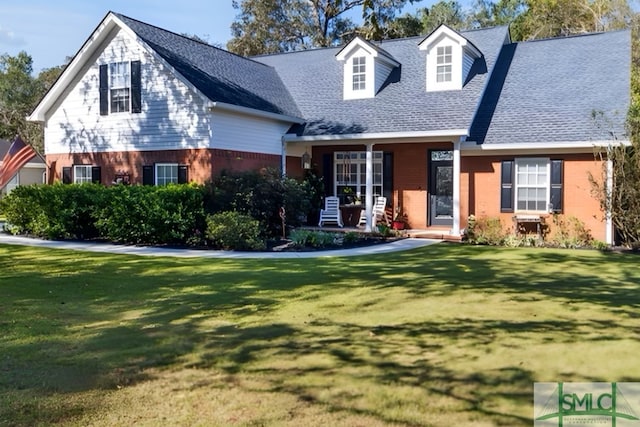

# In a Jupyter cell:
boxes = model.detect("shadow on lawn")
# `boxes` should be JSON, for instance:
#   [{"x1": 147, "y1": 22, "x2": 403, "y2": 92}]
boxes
[{"x1": 1, "y1": 243, "x2": 639, "y2": 425}]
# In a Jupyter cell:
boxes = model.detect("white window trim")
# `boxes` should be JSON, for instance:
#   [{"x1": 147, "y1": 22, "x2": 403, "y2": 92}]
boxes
[
  {"x1": 436, "y1": 46, "x2": 453, "y2": 83},
  {"x1": 334, "y1": 151, "x2": 383, "y2": 203},
  {"x1": 109, "y1": 61, "x2": 131, "y2": 114},
  {"x1": 515, "y1": 157, "x2": 551, "y2": 213},
  {"x1": 155, "y1": 163, "x2": 179, "y2": 186},
  {"x1": 352, "y1": 56, "x2": 367, "y2": 92},
  {"x1": 73, "y1": 165, "x2": 93, "y2": 184}
]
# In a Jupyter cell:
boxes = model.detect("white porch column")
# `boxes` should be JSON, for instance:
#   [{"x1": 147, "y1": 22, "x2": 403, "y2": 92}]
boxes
[
  {"x1": 605, "y1": 157, "x2": 614, "y2": 245},
  {"x1": 451, "y1": 140, "x2": 461, "y2": 236},
  {"x1": 280, "y1": 137, "x2": 287, "y2": 177},
  {"x1": 365, "y1": 143, "x2": 374, "y2": 232}
]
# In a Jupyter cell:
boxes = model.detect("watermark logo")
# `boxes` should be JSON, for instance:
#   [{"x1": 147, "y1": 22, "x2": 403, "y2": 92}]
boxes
[{"x1": 534, "y1": 382, "x2": 640, "y2": 426}]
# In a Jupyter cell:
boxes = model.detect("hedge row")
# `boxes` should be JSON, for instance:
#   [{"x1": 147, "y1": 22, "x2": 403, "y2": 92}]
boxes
[
  {"x1": 0, "y1": 183, "x2": 206, "y2": 244},
  {"x1": 0, "y1": 169, "x2": 318, "y2": 249}
]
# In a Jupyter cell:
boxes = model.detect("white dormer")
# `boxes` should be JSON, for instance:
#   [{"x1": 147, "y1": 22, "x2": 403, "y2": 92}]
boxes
[
  {"x1": 418, "y1": 25, "x2": 482, "y2": 92},
  {"x1": 336, "y1": 37, "x2": 400, "y2": 100}
]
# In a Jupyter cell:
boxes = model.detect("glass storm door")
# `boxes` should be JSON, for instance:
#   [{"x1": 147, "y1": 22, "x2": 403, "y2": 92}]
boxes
[{"x1": 429, "y1": 150, "x2": 454, "y2": 226}]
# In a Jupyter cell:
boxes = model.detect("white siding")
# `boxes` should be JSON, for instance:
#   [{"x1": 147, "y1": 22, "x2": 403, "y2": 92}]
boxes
[
  {"x1": 374, "y1": 60, "x2": 394, "y2": 94},
  {"x1": 462, "y1": 51, "x2": 474, "y2": 85},
  {"x1": 210, "y1": 109, "x2": 291, "y2": 156},
  {"x1": 45, "y1": 28, "x2": 213, "y2": 155}
]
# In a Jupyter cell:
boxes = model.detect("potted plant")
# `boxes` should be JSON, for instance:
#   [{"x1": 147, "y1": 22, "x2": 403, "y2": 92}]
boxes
[{"x1": 392, "y1": 206, "x2": 407, "y2": 230}]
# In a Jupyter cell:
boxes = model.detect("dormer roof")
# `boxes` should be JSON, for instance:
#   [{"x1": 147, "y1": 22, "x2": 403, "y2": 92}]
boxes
[
  {"x1": 335, "y1": 36, "x2": 400, "y2": 67},
  {"x1": 418, "y1": 24, "x2": 482, "y2": 58}
]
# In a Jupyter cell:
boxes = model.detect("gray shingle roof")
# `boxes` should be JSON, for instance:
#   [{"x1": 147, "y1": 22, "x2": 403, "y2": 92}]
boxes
[
  {"x1": 469, "y1": 30, "x2": 630, "y2": 145},
  {"x1": 114, "y1": 13, "x2": 302, "y2": 119},
  {"x1": 254, "y1": 26, "x2": 510, "y2": 136}
]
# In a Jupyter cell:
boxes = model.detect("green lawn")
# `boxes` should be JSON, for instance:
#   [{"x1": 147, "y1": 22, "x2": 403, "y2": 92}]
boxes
[{"x1": 1, "y1": 243, "x2": 638, "y2": 426}]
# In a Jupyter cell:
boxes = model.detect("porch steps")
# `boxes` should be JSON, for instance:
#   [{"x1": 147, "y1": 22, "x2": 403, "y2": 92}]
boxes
[{"x1": 406, "y1": 229, "x2": 463, "y2": 242}]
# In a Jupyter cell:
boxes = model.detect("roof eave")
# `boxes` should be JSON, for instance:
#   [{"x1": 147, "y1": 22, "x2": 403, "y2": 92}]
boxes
[
  {"x1": 461, "y1": 139, "x2": 631, "y2": 156},
  {"x1": 29, "y1": 11, "x2": 122, "y2": 122},
  {"x1": 284, "y1": 129, "x2": 469, "y2": 143},
  {"x1": 209, "y1": 101, "x2": 305, "y2": 124}
]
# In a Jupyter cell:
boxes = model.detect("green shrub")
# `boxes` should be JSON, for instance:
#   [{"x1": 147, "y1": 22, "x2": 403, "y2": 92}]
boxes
[
  {"x1": 465, "y1": 215, "x2": 507, "y2": 245},
  {"x1": 289, "y1": 229, "x2": 338, "y2": 248},
  {"x1": 1, "y1": 183, "x2": 206, "y2": 245},
  {"x1": 206, "y1": 169, "x2": 317, "y2": 237},
  {"x1": 205, "y1": 211, "x2": 265, "y2": 251},
  {"x1": 549, "y1": 214, "x2": 593, "y2": 248},
  {"x1": 343, "y1": 231, "x2": 360, "y2": 244},
  {"x1": 93, "y1": 184, "x2": 206, "y2": 245},
  {"x1": 0, "y1": 184, "x2": 103, "y2": 239}
]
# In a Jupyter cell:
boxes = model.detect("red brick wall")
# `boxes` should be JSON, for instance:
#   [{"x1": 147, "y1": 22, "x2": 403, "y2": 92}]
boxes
[
  {"x1": 46, "y1": 148, "x2": 287, "y2": 184},
  {"x1": 461, "y1": 153, "x2": 608, "y2": 241}
]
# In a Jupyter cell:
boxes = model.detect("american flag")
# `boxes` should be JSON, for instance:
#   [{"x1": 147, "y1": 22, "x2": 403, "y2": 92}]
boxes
[{"x1": 0, "y1": 136, "x2": 37, "y2": 190}]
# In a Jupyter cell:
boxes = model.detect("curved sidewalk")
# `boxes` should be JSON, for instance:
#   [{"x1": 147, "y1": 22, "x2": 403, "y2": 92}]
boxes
[{"x1": 0, "y1": 233, "x2": 440, "y2": 259}]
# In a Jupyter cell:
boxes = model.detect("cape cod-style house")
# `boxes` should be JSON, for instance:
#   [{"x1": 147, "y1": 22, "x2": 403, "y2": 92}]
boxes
[{"x1": 28, "y1": 12, "x2": 630, "y2": 243}]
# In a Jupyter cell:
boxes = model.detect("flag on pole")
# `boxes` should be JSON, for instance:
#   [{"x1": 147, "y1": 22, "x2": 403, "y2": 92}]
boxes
[{"x1": 0, "y1": 136, "x2": 37, "y2": 190}]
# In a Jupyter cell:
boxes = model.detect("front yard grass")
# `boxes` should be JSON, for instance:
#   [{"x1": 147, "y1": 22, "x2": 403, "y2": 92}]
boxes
[{"x1": 1, "y1": 243, "x2": 638, "y2": 426}]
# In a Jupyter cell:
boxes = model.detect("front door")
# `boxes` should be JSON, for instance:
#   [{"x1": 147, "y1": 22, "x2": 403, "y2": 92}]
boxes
[{"x1": 429, "y1": 150, "x2": 453, "y2": 226}]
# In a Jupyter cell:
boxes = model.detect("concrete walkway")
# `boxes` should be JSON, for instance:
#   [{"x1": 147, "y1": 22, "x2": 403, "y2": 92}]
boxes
[{"x1": 0, "y1": 233, "x2": 440, "y2": 259}]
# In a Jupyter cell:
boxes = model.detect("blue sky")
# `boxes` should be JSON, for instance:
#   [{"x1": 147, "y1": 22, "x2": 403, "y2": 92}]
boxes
[{"x1": 0, "y1": 0, "x2": 469, "y2": 74}]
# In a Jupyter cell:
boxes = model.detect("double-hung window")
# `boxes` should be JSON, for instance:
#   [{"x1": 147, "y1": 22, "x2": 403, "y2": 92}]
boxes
[
  {"x1": 515, "y1": 158, "x2": 549, "y2": 212},
  {"x1": 352, "y1": 56, "x2": 366, "y2": 91},
  {"x1": 109, "y1": 62, "x2": 131, "y2": 113},
  {"x1": 155, "y1": 163, "x2": 179, "y2": 186},
  {"x1": 436, "y1": 46, "x2": 452, "y2": 83},
  {"x1": 334, "y1": 151, "x2": 383, "y2": 204},
  {"x1": 100, "y1": 61, "x2": 141, "y2": 116},
  {"x1": 73, "y1": 165, "x2": 93, "y2": 184}
]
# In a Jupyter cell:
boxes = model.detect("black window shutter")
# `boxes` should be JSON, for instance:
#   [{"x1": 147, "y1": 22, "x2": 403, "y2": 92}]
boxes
[
  {"x1": 178, "y1": 165, "x2": 188, "y2": 184},
  {"x1": 550, "y1": 159, "x2": 563, "y2": 213},
  {"x1": 91, "y1": 166, "x2": 101, "y2": 184},
  {"x1": 322, "y1": 153, "x2": 333, "y2": 196},
  {"x1": 62, "y1": 167, "x2": 72, "y2": 184},
  {"x1": 99, "y1": 64, "x2": 108, "y2": 116},
  {"x1": 142, "y1": 165, "x2": 154, "y2": 186},
  {"x1": 383, "y1": 152, "x2": 393, "y2": 203},
  {"x1": 500, "y1": 160, "x2": 514, "y2": 213},
  {"x1": 131, "y1": 60, "x2": 142, "y2": 113}
]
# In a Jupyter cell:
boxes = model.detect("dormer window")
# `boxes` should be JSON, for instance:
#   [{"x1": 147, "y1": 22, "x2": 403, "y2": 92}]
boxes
[
  {"x1": 419, "y1": 25, "x2": 482, "y2": 92},
  {"x1": 336, "y1": 37, "x2": 400, "y2": 100},
  {"x1": 436, "y1": 46, "x2": 452, "y2": 83},
  {"x1": 352, "y1": 56, "x2": 367, "y2": 91}
]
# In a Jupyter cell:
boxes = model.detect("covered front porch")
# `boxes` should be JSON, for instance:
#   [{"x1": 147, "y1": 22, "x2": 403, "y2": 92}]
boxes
[{"x1": 283, "y1": 132, "x2": 466, "y2": 237}]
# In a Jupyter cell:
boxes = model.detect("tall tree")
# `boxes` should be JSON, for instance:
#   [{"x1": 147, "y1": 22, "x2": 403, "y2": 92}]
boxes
[
  {"x1": 0, "y1": 52, "x2": 42, "y2": 152},
  {"x1": 419, "y1": 1, "x2": 466, "y2": 34},
  {"x1": 228, "y1": 0, "x2": 310, "y2": 56},
  {"x1": 467, "y1": 0, "x2": 526, "y2": 30},
  {"x1": 0, "y1": 52, "x2": 65, "y2": 154},
  {"x1": 516, "y1": 0, "x2": 633, "y2": 40},
  {"x1": 228, "y1": 0, "x2": 421, "y2": 55},
  {"x1": 361, "y1": 0, "x2": 421, "y2": 40}
]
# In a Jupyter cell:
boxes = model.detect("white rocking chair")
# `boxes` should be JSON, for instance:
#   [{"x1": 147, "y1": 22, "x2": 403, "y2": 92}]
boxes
[
  {"x1": 358, "y1": 196, "x2": 390, "y2": 227},
  {"x1": 318, "y1": 196, "x2": 344, "y2": 227}
]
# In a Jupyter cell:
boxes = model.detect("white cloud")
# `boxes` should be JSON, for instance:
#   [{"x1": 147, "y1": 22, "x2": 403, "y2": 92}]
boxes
[{"x1": 0, "y1": 24, "x2": 27, "y2": 47}]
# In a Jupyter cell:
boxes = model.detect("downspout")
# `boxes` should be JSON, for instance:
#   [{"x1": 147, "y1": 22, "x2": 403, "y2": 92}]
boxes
[{"x1": 605, "y1": 156, "x2": 614, "y2": 245}]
